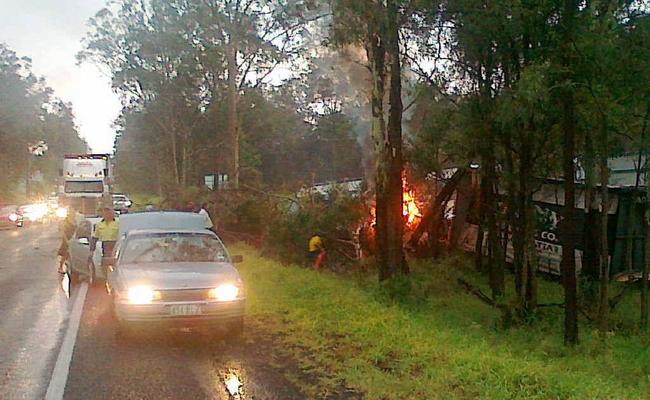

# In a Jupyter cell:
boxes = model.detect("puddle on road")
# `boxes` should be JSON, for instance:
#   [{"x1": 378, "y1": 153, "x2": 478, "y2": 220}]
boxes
[{"x1": 222, "y1": 369, "x2": 244, "y2": 398}]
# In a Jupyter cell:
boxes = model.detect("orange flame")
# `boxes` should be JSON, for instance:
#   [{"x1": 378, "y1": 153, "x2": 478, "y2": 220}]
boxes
[
  {"x1": 403, "y1": 177, "x2": 422, "y2": 227},
  {"x1": 368, "y1": 177, "x2": 422, "y2": 229}
]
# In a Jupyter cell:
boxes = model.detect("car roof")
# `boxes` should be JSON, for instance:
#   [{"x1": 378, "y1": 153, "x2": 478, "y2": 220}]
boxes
[
  {"x1": 126, "y1": 228, "x2": 215, "y2": 236},
  {"x1": 118, "y1": 211, "x2": 207, "y2": 238}
]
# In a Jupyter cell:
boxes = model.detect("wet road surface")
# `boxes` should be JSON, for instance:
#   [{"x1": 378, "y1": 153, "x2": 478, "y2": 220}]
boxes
[
  {"x1": 64, "y1": 285, "x2": 307, "y2": 399},
  {"x1": 0, "y1": 224, "x2": 72, "y2": 399},
  {"x1": 0, "y1": 223, "x2": 316, "y2": 399}
]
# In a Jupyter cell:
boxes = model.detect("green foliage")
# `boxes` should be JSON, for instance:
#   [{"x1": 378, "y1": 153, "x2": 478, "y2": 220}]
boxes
[
  {"x1": 80, "y1": 0, "x2": 348, "y2": 193},
  {"x1": 266, "y1": 193, "x2": 365, "y2": 266},
  {"x1": 235, "y1": 245, "x2": 650, "y2": 399},
  {"x1": 0, "y1": 44, "x2": 86, "y2": 201}
]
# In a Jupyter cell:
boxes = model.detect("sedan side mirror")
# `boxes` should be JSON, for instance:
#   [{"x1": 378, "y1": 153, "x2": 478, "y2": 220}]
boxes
[
  {"x1": 77, "y1": 237, "x2": 90, "y2": 246},
  {"x1": 231, "y1": 255, "x2": 243, "y2": 264}
]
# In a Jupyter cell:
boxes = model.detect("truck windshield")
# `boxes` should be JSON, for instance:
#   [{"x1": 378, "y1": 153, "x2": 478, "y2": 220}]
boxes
[{"x1": 64, "y1": 181, "x2": 104, "y2": 193}]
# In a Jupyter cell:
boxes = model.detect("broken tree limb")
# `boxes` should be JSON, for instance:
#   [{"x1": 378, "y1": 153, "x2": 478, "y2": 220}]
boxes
[
  {"x1": 457, "y1": 278, "x2": 512, "y2": 324},
  {"x1": 408, "y1": 168, "x2": 468, "y2": 249}
]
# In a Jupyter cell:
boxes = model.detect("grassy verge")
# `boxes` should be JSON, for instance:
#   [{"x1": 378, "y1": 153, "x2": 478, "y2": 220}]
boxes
[{"x1": 233, "y1": 244, "x2": 650, "y2": 399}]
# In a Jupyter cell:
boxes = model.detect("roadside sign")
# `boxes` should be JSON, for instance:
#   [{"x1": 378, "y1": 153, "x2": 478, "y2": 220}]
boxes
[{"x1": 204, "y1": 174, "x2": 216, "y2": 190}]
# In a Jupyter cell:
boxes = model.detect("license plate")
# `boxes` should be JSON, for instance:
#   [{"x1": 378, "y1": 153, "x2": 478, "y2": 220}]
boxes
[{"x1": 169, "y1": 304, "x2": 202, "y2": 316}]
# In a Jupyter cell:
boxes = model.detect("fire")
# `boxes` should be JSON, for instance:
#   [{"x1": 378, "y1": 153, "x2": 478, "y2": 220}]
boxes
[
  {"x1": 368, "y1": 177, "x2": 422, "y2": 229},
  {"x1": 403, "y1": 177, "x2": 422, "y2": 227}
]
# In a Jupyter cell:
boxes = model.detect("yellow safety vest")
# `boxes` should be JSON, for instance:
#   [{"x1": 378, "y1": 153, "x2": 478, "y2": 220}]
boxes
[
  {"x1": 308, "y1": 235, "x2": 323, "y2": 252},
  {"x1": 93, "y1": 219, "x2": 119, "y2": 242}
]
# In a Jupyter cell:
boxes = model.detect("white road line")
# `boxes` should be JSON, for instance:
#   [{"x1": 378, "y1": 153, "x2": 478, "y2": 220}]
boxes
[{"x1": 45, "y1": 282, "x2": 88, "y2": 400}]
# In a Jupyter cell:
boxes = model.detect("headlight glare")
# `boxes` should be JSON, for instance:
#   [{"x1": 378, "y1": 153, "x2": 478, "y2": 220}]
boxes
[
  {"x1": 56, "y1": 207, "x2": 68, "y2": 218},
  {"x1": 210, "y1": 284, "x2": 239, "y2": 301},
  {"x1": 127, "y1": 286, "x2": 156, "y2": 304}
]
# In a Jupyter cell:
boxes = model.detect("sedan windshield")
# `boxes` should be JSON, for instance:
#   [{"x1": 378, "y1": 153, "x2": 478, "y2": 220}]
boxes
[{"x1": 121, "y1": 233, "x2": 228, "y2": 264}]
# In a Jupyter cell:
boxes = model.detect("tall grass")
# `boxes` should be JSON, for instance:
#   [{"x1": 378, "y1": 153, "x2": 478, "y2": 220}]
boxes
[{"x1": 234, "y1": 244, "x2": 650, "y2": 399}]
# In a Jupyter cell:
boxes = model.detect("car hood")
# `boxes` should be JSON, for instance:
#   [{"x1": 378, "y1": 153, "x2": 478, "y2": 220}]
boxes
[{"x1": 116, "y1": 262, "x2": 241, "y2": 290}]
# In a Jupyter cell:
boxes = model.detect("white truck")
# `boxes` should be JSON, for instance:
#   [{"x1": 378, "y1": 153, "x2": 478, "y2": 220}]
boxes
[{"x1": 60, "y1": 154, "x2": 113, "y2": 216}]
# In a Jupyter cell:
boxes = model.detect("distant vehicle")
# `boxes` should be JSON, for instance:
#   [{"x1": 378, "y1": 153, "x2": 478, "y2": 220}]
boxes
[
  {"x1": 60, "y1": 154, "x2": 113, "y2": 216},
  {"x1": 105, "y1": 212, "x2": 245, "y2": 339},
  {"x1": 0, "y1": 206, "x2": 23, "y2": 229},
  {"x1": 19, "y1": 203, "x2": 48, "y2": 223},
  {"x1": 112, "y1": 194, "x2": 132, "y2": 210}
]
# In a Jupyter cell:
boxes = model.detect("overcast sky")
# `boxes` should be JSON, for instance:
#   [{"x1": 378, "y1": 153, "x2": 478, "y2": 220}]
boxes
[{"x1": 0, "y1": 0, "x2": 120, "y2": 153}]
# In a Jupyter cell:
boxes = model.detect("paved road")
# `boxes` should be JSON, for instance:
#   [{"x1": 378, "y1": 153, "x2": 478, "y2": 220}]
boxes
[
  {"x1": 0, "y1": 224, "x2": 72, "y2": 399},
  {"x1": 0, "y1": 223, "x2": 312, "y2": 400}
]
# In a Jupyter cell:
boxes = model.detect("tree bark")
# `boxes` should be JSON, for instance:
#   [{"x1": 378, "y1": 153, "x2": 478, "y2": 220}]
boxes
[
  {"x1": 227, "y1": 27, "x2": 239, "y2": 189},
  {"x1": 559, "y1": 0, "x2": 579, "y2": 346},
  {"x1": 449, "y1": 174, "x2": 473, "y2": 250},
  {"x1": 641, "y1": 106, "x2": 650, "y2": 330},
  {"x1": 583, "y1": 126, "x2": 600, "y2": 286},
  {"x1": 597, "y1": 118, "x2": 610, "y2": 333},
  {"x1": 366, "y1": 20, "x2": 390, "y2": 281},
  {"x1": 485, "y1": 130, "x2": 505, "y2": 299},
  {"x1": 169, "y1": 120, "x2": 180, "y2": 186},
  {"x1": 643, "y1": 179, "x2": 649, "y2": 330},
  {"x1": 383, "y1": 0, "x2": 407, "y2": 277}
]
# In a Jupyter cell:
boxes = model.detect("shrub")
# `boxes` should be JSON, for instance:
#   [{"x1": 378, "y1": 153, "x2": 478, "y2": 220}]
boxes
[{"x1": 266, "y1": 193, "x2": 365, "y2": 268}]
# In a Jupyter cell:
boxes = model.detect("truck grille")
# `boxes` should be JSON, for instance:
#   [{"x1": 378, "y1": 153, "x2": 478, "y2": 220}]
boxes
[{"x1": 158, "y1": 289, "x2": 212, "y2": 302}]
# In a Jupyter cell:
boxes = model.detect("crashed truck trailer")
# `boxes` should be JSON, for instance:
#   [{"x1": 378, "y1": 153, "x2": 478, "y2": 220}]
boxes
[{"x1": 458, "y1": 179, "x2": 647, "y2": 278}]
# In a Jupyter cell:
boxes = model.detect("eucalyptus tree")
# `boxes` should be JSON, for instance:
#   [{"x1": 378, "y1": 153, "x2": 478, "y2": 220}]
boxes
[
  {"x1": 0, "y1": 44, "x2": 86, "y2": 200},
  {"x1": 329, "y1": 0, "x2": 412, "y2": 281}
]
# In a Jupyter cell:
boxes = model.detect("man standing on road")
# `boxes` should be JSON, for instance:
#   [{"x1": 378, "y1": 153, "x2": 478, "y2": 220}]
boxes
[
  {"x1": 90, "y1": 207, "x2": 119, "y2": 277},
  {"x1": 57, "y1": 208, "x2": 78, "y2": 274}
]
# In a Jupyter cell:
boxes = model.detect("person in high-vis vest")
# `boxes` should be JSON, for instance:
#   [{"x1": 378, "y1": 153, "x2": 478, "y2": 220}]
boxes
[
  {"x1": 90, "y1": 207, "x2": 119, "y2": 272},
  {"x1": 308, "y1": 232, "x2": 326, "y2": 270}
]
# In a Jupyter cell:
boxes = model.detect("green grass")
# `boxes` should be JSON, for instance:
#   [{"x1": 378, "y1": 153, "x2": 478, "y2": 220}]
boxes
[{"x1": 233, "y1": 244, "x2": 650, "y2": 399}]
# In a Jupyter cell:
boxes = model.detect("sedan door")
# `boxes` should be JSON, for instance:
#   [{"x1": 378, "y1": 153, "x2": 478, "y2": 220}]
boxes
[{"x1": 68, "y1": 220, "x2": 92, "y2": 276}]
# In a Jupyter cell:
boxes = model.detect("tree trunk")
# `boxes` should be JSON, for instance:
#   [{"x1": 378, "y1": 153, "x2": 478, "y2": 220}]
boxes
[
  {"x1": 506, "y1": 153, "x2": 524, "y2": 305},
  {"x1": 583, "y1": 126, "x2": 600, "y2": 287},
  {"x1": 169, "y1": 121, "x2": 180, "y2": 186},
  {"x1": 640, "y1": 105, "x2": 649, "y2": 330},
  {"x1": 597, "y1": 118, "x2": 610, "y2": 333},
  {"x1": 227, "y1": 32, "x2": 239, "y2": 189},
  {"x1": 366, "y1": 23, "x2": 389, "y2": 281},
  {"x1": 641, "y1": 107, "x2": 650, "y2": 330},
  {"x1": 156, "y1": 158, "x2": 163, "y2": 197},
  {"x1": 449, "y1": 174, "x2": 473, "y2": 250},
  {"x1": 181, "y1": 143, "x2": 188, "y2": 187},
  {"x1": 521, "y1": 131, "x2": 537, "y2": 314},
  {"x1": 486, "y1": 152, "x2": 505, "y2": 298},
  {"x1": 560, "y1": 0, "x2": 579, "y2": 346},
  {"x1": 384, "y1": 0, "x2": 407, "y2": 277},
  {"x1": 525, "y1": 203, "x2": 538, "y2": 312}
]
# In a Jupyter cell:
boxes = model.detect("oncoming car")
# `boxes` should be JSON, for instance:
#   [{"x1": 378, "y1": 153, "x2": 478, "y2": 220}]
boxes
[
  {"x1": 0, "y1": 206, "x2": 23, "y2": 229},
  {"x1": 107, "y1": 228, "x2": 245, "y2": 339}
]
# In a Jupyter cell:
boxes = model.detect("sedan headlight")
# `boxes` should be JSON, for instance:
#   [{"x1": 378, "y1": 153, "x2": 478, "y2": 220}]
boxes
[
  {"x1": 210, "y1": 283, "x2": 240, "y2": 302},
  {"x1": 127, "y1": 286, "x2": 160, "y2": 304},
  {"x1": 55, "y1": 207, "x2": 68, "y2": 218}
]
